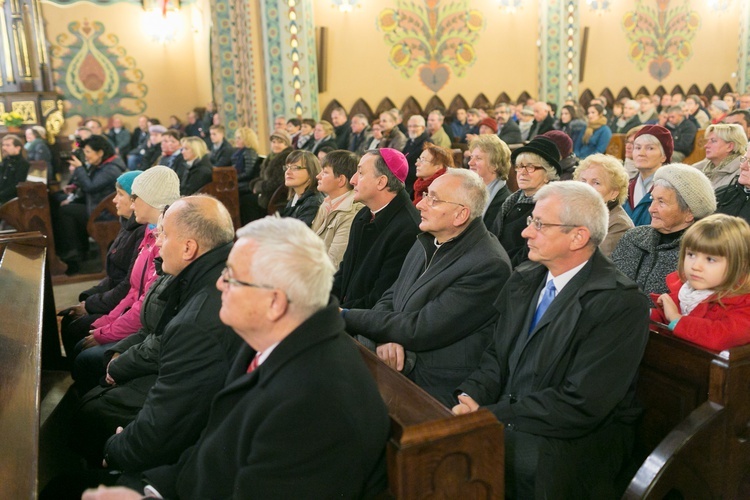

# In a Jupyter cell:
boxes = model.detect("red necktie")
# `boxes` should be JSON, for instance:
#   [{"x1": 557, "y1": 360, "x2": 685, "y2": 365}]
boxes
[{"x1": 247, "y1": 353, "x2": 260, "y2": 373}]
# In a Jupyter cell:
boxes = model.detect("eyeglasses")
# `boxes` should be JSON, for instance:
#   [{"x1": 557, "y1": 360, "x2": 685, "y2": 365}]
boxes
[
  {"x1": 740, "y1": 156, "x2": 750, "y2": 165},
  {"x1": 421, "y1": 192, "x2": 465, "y2": 208},
  {"x1": 283, "y1": 164, "x2": 307, "y2": 172},
  {"x1": 415, "y1": 157, "x2": 432, "y2": 164},
  {"x1": 526, "y1": 216, "x2": 578, "y2": 231},
  {"x1": 516, "y1": 164, "x2": 545, "y2": 174}
]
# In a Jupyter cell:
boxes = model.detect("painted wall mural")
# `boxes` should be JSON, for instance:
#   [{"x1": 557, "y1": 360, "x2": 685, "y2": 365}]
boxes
[
  {"x1": 623, "y1": 0, "x2": 700, "y2": 82},
  {"x1": 51, "y1": 19, "x2": 148, "y2": 117},
  {"x1": 376, "y1": 0, "x2": 485, "y2": 93}
]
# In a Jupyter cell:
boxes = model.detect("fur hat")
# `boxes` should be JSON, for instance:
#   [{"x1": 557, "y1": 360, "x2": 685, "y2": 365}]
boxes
[
  {"x1": 654, "y1": 164, "x2": 716, "y2": 220},
  {"x1": 131, "y1": 166, "x2": 180, "y2": 210},
  {"x1": 540, "y1": 130, "x2": 573, "y2": 159},
  {"x1": 635, "y1": 125, "x2": 674, "y2": 164},
  {"x1": 511, "y1": 136, "x2": 562, "y2": 176},
  {"x1": 379, "y1": 148, "x2": 408, "y2": 183}
]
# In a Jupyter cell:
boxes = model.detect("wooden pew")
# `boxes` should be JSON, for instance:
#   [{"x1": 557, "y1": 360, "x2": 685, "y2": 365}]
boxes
[
  {"x1": 624, "y1": 329, "x2": 750, "y2": 498},
  {"x1": 607, "y1": 134, "x2": 626, "y2": 160},
  {"x1": 0, "y1": 233, "x2": 49, "y2": 498},
  {"x1": 0, "y1": 181, "x2": 67, "y2": 276},
  {"x1": 198, "y1": 166, "x2": 241, "y2": 230},
  {"x1": 683, "y1": 128, "x2": 707, "y2": 165},
  {"x1": 355, "y1": 342, "x2": 504, "y2": 499}
]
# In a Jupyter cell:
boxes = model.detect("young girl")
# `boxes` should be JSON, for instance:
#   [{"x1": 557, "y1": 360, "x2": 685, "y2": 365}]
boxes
[{"x1": 651, "y1": 213, "x2": 750, "y2": 351}]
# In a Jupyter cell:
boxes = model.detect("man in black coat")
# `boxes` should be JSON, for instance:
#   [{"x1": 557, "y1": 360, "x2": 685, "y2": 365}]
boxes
[
  {"x1": 208, "y1": 124, "x2": 235, "y2": 167},
  {"x1": 402, "y1": 115, "x2": 431, "y2": 197},
  {"x1": 348, "y1": 113, "x2": 372, "y2": 156},
  {"x1": 667, "y1": 105, "x2": 698, "y2": 162},
  {"x1": 0, "y1": 135, "x2": 30, "y2": 204},
  {"x1": 495, "y1": 103, "x2": 523, "y2": 145},
  {"x1": 86, "y1": 217, "x2": 390, "y2": 499},
  {"x1": 331, "y1": 106, "x2": 352, "y2": 150},
  {"x1": 528, "y1": 102, "x2": 556, "y2": 140},
  {"x1": 344, "y1": 169, "x2": 511, "y2": 405},
  {"x1": 80, "y1": 197, "x2": 242, "y2": 474},
  {"x1": 454, "y1": 181, "x2": 649, "y2": 499},
  {"x1": 332, "y1": 148, "x2": 421, "y2": 309}
]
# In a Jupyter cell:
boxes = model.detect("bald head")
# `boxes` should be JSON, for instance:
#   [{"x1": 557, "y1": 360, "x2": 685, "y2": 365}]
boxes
[{"x1": 169, "y1": 195, "x2": 235, "y2": 253}]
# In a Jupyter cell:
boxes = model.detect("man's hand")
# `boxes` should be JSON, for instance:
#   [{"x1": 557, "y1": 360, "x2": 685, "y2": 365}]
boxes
[
  {"x1": 82, "y1": 485, "x2": 142, "y2": 500},
  {"x1": 657, "y1": 294, "x2": 681, "y2": 322},
  {"x1": 452, "y1": 394, "x2": 480, "y2": 415},
  {"x1": 81, "y1": 334, "x2": 99, "y2": 350},
  {"x1": 70, "y1": 301, "x2": 87, "y2": 318},
  {"x1": 376, "y1": 342, "x2": 405, "y2": 371},
  {"x1": 105, "y1": 353, "x2": 120, "y2": 385}
]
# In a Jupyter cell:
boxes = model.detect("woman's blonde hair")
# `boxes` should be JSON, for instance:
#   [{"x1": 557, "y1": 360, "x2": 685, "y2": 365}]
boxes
[
  {"x1": 180, "y1": 136, "x2": 208, "y2": 158},
  {"x1": 574, "y1": 153, "x2": 630, "y2": 205},
  {"x1": 235, "y1": 127, "x2": 260, "y2": 151},
  {"x1": 317, "y1": 120, "x2": 335, "y2": 137},
  {"x1": 678, "y1": 214, "x2": 750, "y2": 301},
  {"x1": 705, "y1": 123, "x2": 748, "y2": 157},
  {"x1": 469, "y1": 134, "x2": 511, "y2": 180}
]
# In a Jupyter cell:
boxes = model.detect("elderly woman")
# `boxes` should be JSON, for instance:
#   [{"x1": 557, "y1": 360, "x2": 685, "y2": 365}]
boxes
[
  {"x1": 692, "y1": 124, "x2": 748, "y2": 189},
  {"x1": 413, "y1": 143, "x2": 453, "y2": 206},
  {"x1": 624, "y1": 125, "x2": 673, "y2": 226},
  {"x1": 574, "y1": 104, "x2": 612, "y2": 159},
  {"x1": 467, "y1": 134, "x2": 512, "y2": 229},
  {"x1": 490, "y1": 136, "x2": 561, "y2": 266},
  {"x1": 574, "y1": 153, "x2": 634, "y2": 255},
  {"x1": 232, "y1": 126, "x2": 260, "y2": 193},
  {"x1": 612, "y1": 164, "x2": 716, "y2": 296},
  {"x1": 281, "y1": 150, "x2": 324, "y2": 226},
  {"x1": 177, "y1": 136, "x2": 213, "y2": 195},
  {"x1": 24, "y1": 126, "x2": 52, "y2": 164},
  {"x1": 241, "y1": 130, "x2": 294, "y2": 224},
  {"x1": 716, "y1": 149, "x2": 750, "y2": 224},
  {"x1": 623, "y1": 125, "x2": 646, "y2": 179},
  {"x1": 304, "y1": 120, "x2": 337, "y2": 155}
]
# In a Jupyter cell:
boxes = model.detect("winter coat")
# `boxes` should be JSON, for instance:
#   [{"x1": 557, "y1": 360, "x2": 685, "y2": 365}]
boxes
[
  {"x1": 611, "y1": 225, "x2": 683, "y2": 296},
  {"x1": 281, "y1": 189, "x2": 325, "y2": 227},
  {"x1": 311, "y1": 191, "x2": 364, "y2": 268},
  {"x1": 69, "y1": 155, "x2": 127, "y2": 215}
]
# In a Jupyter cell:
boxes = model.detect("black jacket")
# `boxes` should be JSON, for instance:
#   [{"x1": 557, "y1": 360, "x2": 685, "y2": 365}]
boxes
[
  {"x1": 304, "y1": 136, "x2": 337, "y2": 154},
  {"x1": 334, "y1": 121, "x2": 352, "y2": 150},
  {"x1": 716, "y1": 176, "x2": 750, "y2": 224},
  {"x1": 483, "y1": 184, "x2": 511, "y2": 231},
  {"x1": 144, "y1": 304, "x2": 390, "y2": 499},
  {"x1": 0, "y1": 154, "x2": 30, "y2": 204},
  {"x1": 70, "y1": 155, "x2": 127, "y2": 215},
  {"x1": 209, "y1": 139, "x2": 235, "y2": 167},
  {"x1": 103, "y1": 243, "x2": 243, "y2": 472},
  {"x1": 348, "y1": 127, "x2": 373, "y2": 156},
  {"x1": 332, "y1": 189, "x2": 421, "y2": 309},
  {"x1": 178, "y1": 154, "x2": 213, "y2": 195},
  {"x1": 81, "y1": 214, "x2": 147, "y2": 314},
  {"x1": 282, "y1": 189, "x2": 324, "y2": 227},
  {"x1": 670, "y1": 118, "x2": 698, "y2": 156},
  {"x1": 402, "y1": 132, "x2": 430, "y2": 197},
  {"x1": 498, "y1": 120, "x2": 523, "y2": 145},
  {"x1": 232, "y1": 147, "x2": 260, "y2": 193},
  {"x1": 529, "y1": 115, "x2": 555, "y2": 140}
]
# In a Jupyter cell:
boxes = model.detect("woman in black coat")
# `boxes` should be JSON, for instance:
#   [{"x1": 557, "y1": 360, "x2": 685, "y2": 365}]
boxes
[
  {"x1": 281, "y1": 150, "x2": 324, "y2": 226},
  {"x1": 241, "y1": 130, "x2": 294, "y2": 224},
  {"x1": 303, "y1": 120, "x2": 337, "y2": 154},
  {"x1": 177, "y1": 136, "x2": 214, "y2": 195},
  {"x1": 232, "y1": 126, "x2": 261, "y2": 193}
]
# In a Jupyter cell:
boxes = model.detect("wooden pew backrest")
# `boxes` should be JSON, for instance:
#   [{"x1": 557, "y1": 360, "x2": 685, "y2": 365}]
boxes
[
  {"x1": 198, "y1": 167, "x2": 241, "y2": 230},
  {"x1": 683, "y1": 128, "x2": 706, "y2": 165},
  {"x1": 87, "y1": 192, "x2": 120, "y2": 270},
  {"x1": 607, "y1": 134, "x2": 626, "y2": 160}
]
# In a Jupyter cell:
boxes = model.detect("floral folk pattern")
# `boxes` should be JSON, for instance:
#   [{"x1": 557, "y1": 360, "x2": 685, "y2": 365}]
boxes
[
  {"x1": 51, "y1": 19, "x2": 148, "y2": 117},
  {"x1": 623, "y1": 0, "x2": 700, "y2": 82},
  {"x1": 377, "y1": 0, "x2": 484, "y2": 93}
]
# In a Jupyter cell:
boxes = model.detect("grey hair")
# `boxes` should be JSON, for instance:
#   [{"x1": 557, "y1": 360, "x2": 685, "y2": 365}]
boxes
[
  {"x1": 534, "y1": 181, "x2": 608, "y2": 247},
  {"x1": 625, "y1": 99, "x2": 640, "y2": 112},
  {"x1": 653, "y1": 178, "x2": 690, "y2": 213},
  {"x1": 353, "y1": 113, "x2": 369, "y2": 126},
  {"x1": 409, "y1": 115, "x2": 426, "y2": 127},
  {"x1": 366, "y1": 149, "x2": 405, "y2": 193},
  {"x1": 443, "y1": 168, "x2": 488, "y2": 222},
  {"x1": 172, "y1": 195, "x2": 235, "y2": 250},
  {"x1": 236, "y1": 216, "x2": 335, "y2": 318},
  {"x1": 634, "y1": 133, "x2": 665, "y2": 157},
  {"x1": 516, "y1": 152, "x2": 559, "y2": 181}
]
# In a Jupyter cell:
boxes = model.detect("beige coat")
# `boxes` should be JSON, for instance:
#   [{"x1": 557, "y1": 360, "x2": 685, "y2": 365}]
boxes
[
  {"x1": 600, "y1": 204, "x2": 635, "y2": 257},
  {"x1": 311, "y1": 190, "x2": 365, "y2": 268},
  {"x1": 692, "y1": 155, "x2": 741, "y2": 190}
]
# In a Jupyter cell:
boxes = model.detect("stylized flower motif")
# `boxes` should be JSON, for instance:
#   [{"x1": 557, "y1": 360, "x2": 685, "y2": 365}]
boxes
[
  {"x1": 377, "y1": 0, "x2": 484, "y2": 93},
  {"x1": 622, "y1": 0, "x2": 700, "y2": 82}
]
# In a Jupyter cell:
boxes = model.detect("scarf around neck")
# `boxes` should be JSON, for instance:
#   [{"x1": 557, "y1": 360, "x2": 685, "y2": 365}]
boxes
[
  {"x1": 678, "y1": 281, "x2": 715, "y2": 315},
  {"x1": 583, "y1": 116, "x2": 608, "y2": 144}
]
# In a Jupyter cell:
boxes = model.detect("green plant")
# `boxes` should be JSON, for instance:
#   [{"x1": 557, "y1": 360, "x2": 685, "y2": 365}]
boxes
[{"x1": 1, "y1": 111, "x2": 24, "y2": 128}]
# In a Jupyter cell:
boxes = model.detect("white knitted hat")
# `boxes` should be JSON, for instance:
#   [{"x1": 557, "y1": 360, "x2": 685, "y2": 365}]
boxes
[
  {"x1": 131, "y1": 165, "x2": 180, "y2": 210},
  {"x1": 654, "y1": 163, "x2": 716, "y2": 219}
]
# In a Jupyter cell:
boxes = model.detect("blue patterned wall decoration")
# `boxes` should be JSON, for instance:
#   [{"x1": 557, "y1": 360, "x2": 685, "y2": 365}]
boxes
[
  {"x1": 260, "y1": 0, "x2": 319, "y2": 125},
  {"x1": 539, "y1": 0, "x2": 579, "y2": 104},
  {"x1": 50, "y1": 19, "x2": 147, "y2": 117},
  {"x1": 739, "y1": 0, "x2": 750, "y2": 93}
]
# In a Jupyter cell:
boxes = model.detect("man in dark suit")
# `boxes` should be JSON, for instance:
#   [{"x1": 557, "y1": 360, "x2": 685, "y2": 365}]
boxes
[
  {"x1": 667, "y1": 105, "x2": 698, "y2": 162},
  {"x1": 332, "y1": 148, "x2": 420, "y2": 309},
  {"x1": 331, "y1": 106, "x2": 352, "y2": 150},
  {"x1": 208, "y1": 124, "x2": 235, "y2": 167},
  {"x1": 348, "y1": 114, "x2": 372, "y2": 156},
  {"x1": 454, "y1": 181, "x2": 649, "y2": 499},
  {"x1": 528, "y1": 102, "x2": 556, "y2": 140},
  {"x1": 402, "y1": 115, "x2": 430, "y2": 197},
  {"x1": 344, "y1": 169, "x2": 511, "y2": 405},
  {"x1": 0, "y1": 134, "x2": 30, "y2": 204},
  {"x1": 84, "y1": 217, "x2": 390, "y2": 499},
  {"x1": 495, "y1": 103, "x2": 523, "y2": 145}
]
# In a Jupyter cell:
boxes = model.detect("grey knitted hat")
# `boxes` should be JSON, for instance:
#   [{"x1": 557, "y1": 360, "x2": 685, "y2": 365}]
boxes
[
  {"x1": 131, "y1": 165, "x2": 180, "y2": 210},
  {"x1": 654, "y1": 163, "x2": 716, "y2": 219}
]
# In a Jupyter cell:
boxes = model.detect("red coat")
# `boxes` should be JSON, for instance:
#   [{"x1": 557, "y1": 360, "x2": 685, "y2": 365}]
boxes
[{"x1": 650, "y1": 271, "x2": 750, "y2": 351}]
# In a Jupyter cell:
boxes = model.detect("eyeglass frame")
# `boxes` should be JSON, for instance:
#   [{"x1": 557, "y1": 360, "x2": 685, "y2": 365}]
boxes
[
  {"x1": 415, "y1": 156, "x2": 432, "y2": 164},
  {"x1": 739, "y1": 156, "x2": 750, "y2": 165},
  {"x1": 526, "y1": 216, "x2": 578, "y2": 231},
  {"x1": 283, "y1": 163, "x2": 308, "y2": 172},
  {"x1": 420, "y1": 192, "x2": 465, "y2": 208},
  {"x1": 220, "y1": 267, "x2": 292, "y2": 302},
  {"x1": 516, "y1": 164, "x2": 546, "y2": 174}
]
